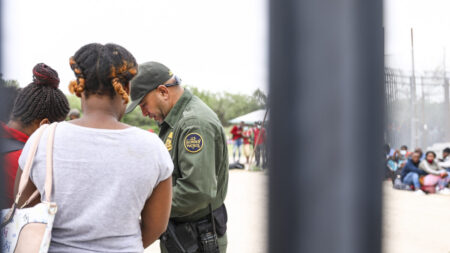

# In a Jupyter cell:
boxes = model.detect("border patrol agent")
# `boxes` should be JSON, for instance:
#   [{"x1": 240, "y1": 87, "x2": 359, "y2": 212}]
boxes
[{"x1": 126, "y1": 62, "x2": 229, "y2": 253}]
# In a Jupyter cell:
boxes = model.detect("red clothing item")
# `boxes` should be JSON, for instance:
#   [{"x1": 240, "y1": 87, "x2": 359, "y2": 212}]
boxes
[
  {"x1": 230, "y1": 125, "x2": 243, "y2": 140},
  {"x1": 253, "y1": 127, "x2": 266, "y2": 146},
  {"x1": 1, "y1": 122, "x2": 29, "y2": 206},
  {"x1": 243, "y1": 130, "x2": 252, "y2": 145}
]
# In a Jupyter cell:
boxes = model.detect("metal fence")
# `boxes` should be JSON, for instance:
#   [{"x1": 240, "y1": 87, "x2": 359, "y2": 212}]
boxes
[{"x1": 385, "y1": 68, "x2": 450, "y2": 150}]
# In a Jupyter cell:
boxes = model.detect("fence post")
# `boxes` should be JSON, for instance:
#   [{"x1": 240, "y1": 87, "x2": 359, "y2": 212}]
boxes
[
  {"x1": 420, "y1": 76, "x2": 427, "y2": 148},
  {"x1": 409, "y1": 76, "x2": 417, "y2": 148},
  {"x1": 444, "y1": 77, "x2": 450, "y2": 142},
  {"x1": 268, "y1": 0, "x2": 384, "y2": 252},
  {"x1": 0, "y1": 1, "x2": 5, "y2": 250}
]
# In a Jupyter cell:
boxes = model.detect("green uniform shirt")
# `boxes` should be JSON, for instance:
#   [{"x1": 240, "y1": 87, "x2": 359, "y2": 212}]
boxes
[{"x1": 159, "y1": 89, "x2": 229, "y2": 222}]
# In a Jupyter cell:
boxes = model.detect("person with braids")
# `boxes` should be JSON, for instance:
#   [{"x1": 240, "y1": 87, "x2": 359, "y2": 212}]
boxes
[
  {"x1": 14, "y1": 43, "x2": 173, "y2": 252},
  {"x1": 1, "y1": 63, "x2": 69, "y2": 208}
]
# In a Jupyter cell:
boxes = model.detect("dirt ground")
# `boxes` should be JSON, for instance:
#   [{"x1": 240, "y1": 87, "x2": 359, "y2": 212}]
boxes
[
  {"x1": 382, "y1": 181, "x2": 450, "y2": 253},
  {"x1": 145, "y1": 169, "x2": 268, "y2": 253},
  {"x1": 145, "y1": 172, "x2": 450, "y2": 253}
]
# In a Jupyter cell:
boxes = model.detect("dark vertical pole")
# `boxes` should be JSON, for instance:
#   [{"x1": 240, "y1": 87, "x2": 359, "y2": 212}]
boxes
[
  {"x1": 420, "y1": 77, "x2": 427, "y2": 148},
  {"x1": 410, "y1": 28, "x2": 417, "y2": 148},
  {"x1": 268, "y1": 0, "x2": 384, "y2": 252},
  {"x1": 0, "y1": 1, "x2": 5, "y2": 252},
  {"x1": 443, "y1": 49, "x2": 450, "y2": 141}
]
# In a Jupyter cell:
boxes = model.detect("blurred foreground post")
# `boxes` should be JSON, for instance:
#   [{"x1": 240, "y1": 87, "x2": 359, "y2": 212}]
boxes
[
  {"x1": 268, "y1": 0, "x2": 384, "y2": 252},
  {"x1": 1, "y1": 0, "x2": 5, "y2": 251}
]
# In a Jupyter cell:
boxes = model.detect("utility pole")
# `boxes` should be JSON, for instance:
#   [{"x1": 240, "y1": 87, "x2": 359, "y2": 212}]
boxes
[
  {"x1": 444, "y1": 48, "x2": 450, "y2": 141},
  {"x1": 410, "y1": 28, "x2": 417, "y2": 148},
  {"x1": 421, "y1": 76, "x2": 427, "y2": 148}
]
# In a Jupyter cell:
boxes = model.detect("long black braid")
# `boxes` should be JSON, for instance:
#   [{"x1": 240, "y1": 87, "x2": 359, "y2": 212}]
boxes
[{"x1": 11, "y1": 63, "x2": 70, "y2": 126}]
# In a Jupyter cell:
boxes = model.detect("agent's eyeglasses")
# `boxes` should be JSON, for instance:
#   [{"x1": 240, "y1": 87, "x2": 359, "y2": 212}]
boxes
[{"x1": 164, "y1": 75, "x2": 181, "y2": 88}]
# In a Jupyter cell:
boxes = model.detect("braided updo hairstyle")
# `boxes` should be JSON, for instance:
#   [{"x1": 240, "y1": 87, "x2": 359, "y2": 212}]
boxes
[
  {"x1": 68, "y1": 43, "x2": 137, "y2": 104},
  {"x1": 11, "y1": 63, "x2": 70, "y2": 126}
]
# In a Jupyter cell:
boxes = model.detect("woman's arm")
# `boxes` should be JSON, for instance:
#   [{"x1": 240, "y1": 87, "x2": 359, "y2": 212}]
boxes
[
  {"x1": 419, "y1": 161, "x2": 440, "y2": 175},
  {"x1": 141, "y1": 177, "x2": 172, "y2": 248},
  {"x1": 13, "y1": 167, "x2": 40, "y2": 207}
]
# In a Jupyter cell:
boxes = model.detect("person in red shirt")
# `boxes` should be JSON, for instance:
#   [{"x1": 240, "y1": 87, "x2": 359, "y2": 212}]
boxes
[
  {"x1": 242, "y1": 126, "x2": 252, "y2": 164},
  {"x1": 252, "y1": 121, "x2": 267, "y2": 168},
  {"x1": 1, "y1": 63, "x2": 70, "y2": 207},
  {"x1": 230, "y1": 121, "x2": 244, "y2": 163}
]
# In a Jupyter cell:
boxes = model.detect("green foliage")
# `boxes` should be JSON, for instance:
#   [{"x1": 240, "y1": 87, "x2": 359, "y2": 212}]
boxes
[
  {"x1": 121, "y1": 107, "x2": 159, "y2": 132},
  {"x1": 188, "y1": 86, "x2": 266, "y2": 126},
  {"x1": 65, "y1": 87, "x2": 267, "y2": 131},
  {"x1": 0, "y1": 77, "x2": 21, "y2": 122},
  {"x1": 1, "y1": 79, "x2": 20, "y2": 88},
  {"x1": 67, "y1": 95, "x2": 81, "y2": 111},
  {"x1": 66, "y1": 94, "x2": 159, "y2": 132},
  {"x1": 0, "y1": 74, "x2": 19, "y2": 88}
]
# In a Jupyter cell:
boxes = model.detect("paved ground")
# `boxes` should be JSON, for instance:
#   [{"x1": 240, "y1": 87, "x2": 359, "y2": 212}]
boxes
[
  {"x1": 145, "y1": 169, "x2": 268, "y2": 253},
  {"x1": 382, "y1": 181, "x2": 450, "y2": 253}
]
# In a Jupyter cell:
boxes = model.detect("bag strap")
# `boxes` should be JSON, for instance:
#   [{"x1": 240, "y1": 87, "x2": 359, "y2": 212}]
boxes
[
  {"x1": 15, "y1": 124, "x2": 48, "y2": 204},
  {"x1": 44, "y1": 122, "x2": 57, "y2": 202},
  {"x1": 15, "y1": 123, "x2": 58, "y2": 205}
]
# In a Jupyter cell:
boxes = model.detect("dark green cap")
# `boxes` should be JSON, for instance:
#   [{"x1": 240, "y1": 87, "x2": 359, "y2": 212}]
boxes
[{"x1": 126, "y1": 61, "x2": 173, "y2": 113}]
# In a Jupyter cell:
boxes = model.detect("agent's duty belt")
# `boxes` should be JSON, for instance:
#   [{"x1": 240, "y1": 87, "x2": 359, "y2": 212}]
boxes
[{"x1": 160, "y1": 204, "x2": 227, "y2": 253}]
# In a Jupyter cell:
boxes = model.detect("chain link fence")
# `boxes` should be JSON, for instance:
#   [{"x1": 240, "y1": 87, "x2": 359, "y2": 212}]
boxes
[{"x1": 385, "y1": 68, "x2": 450, "y2": 150}]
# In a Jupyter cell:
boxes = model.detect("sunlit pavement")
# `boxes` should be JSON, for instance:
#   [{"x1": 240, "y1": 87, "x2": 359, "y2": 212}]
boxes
[
  {"x1": 382, "y1": 181, "x2": 450, "y2": 253},
  {"x1": 145, "y1": 169, "x2": 268, "y2": 253}
]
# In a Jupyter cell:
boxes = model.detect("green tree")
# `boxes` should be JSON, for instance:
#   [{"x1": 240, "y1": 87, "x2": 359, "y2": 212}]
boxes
[
  {"x1": 66, "y1": 94, "x2": 159, "y2": 132},
  {"x1": 0, "y1": 77, "x2": 21, "y2": 122},
  {"x1": 188, "y1": 86, "x2": 266, "y2": 126},
  {"x1": 66, "y1": 87, "x2": 267, "y2": 131}
]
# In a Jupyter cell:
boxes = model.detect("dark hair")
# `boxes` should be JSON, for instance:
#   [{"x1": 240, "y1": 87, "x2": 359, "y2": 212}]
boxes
[
  {"x1": 11, "y1": 63, "x2": 70, "y2": 126},
  {"x1": 400, "y1": 145, "x2": 408, "y2": 150},
  {"x1": 444, "y1": 147, "x2": 450, "y2": 154},
  {"x1": 68, "y1": 43, "x2": 137, "y2": 103},
  {"x1": 425, "y1": 151, "x2": 436, "y2": 158}
]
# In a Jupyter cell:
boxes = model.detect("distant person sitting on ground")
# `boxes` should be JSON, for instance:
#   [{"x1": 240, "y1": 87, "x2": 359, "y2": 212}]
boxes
[
  {"x1": 415, "y1": 147, "x2": 425, "y2": 160},
  {"x1": 439, "y1": 147, "x2": 450, "y2": 162},
  {"x1": 386, "y1": 149, "x2": 401, "y2": 172},
  {"x1": 401, "y1": 152, "x2": 426, "y2": 194},
  {"x1": 419, "y1": 151, "x2": 450, "y2": 194},
  {"x1": 438, "y1": 147, "x2": 450, "y2": 171},
  {"x1": 67, "y1": 108, "x2": 80, "y2": 120},
  {"x1": 1, "y1": 63, "x2": 70, "y2": 208},
  {"x1": 384, "y1": 144, "x2": 395, "y2": 159},
  {"x1": 230, "y1": 121, "x2": 244, "y2": 163},
  {"x1": 398, "y1": 145, "x2": 410, "y2": 168}
]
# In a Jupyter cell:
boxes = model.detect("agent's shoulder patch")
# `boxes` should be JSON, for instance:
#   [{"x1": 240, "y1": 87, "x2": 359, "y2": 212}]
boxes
[{"x1": 184, "y1": 133, "x2": 204, "y2": 153}]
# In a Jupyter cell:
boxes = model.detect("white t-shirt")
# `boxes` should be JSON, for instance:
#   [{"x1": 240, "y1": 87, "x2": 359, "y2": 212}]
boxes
[{"x1": 19, "y1": 122, "x2": 173, "y2": 253}]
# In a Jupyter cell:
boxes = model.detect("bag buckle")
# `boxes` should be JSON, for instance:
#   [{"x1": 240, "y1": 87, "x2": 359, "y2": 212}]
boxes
[{"x1": 47, "y1": 203, "x2": 58, "y2": 215}]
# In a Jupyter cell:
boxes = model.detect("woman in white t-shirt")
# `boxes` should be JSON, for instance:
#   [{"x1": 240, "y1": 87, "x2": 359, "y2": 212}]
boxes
[{"x1": 14, "y1": 43, "x2": 173, "y2": 253}]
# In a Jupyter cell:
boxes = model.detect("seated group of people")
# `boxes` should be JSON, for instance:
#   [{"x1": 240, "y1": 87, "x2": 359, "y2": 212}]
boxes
[{"x1": 386, "y1": 144, "x2": 450, "y2": 194}]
